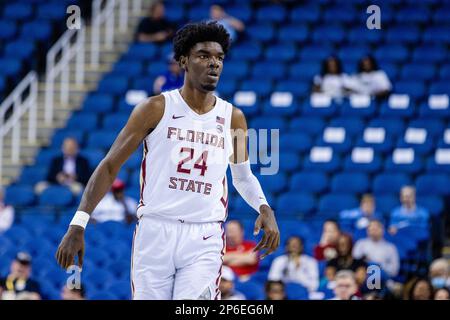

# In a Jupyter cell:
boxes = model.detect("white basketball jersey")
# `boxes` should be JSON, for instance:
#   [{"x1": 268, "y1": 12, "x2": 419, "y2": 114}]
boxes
[{"x1": 136, "y1": 89, "x2": 233, "y2": 223}]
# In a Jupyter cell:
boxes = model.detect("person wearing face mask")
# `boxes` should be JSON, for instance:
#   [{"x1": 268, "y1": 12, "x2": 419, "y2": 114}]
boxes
[
  {"x1": 268, "y1": 236, "x2": 319, "y2": 292},
  {"x1": 429, "y1": 258, "x2": 450, "y2": 290},
  {"x1": 388, "y1": 186, "x2": 430, "y2": 236}
]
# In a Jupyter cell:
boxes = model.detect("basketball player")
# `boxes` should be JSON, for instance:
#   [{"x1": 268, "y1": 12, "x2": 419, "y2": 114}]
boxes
[{"x1": 56, "y1": 21, "x2": 280, "y2": 300}]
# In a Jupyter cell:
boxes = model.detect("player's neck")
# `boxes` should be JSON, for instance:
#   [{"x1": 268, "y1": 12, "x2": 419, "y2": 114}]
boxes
[{"x1": 179, "y1": 85, "x2": 216, "y2": 114}]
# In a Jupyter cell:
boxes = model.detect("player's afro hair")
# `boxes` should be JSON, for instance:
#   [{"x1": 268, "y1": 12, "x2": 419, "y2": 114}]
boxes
[{"x1": 173, "y1": 21, "x2": 231, "y2": 62}]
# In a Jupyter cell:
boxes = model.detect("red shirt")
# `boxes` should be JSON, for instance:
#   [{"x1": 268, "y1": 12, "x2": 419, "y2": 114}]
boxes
[
  {"x1": 226, "y1": 240, "x2": 259, "y2": 276},
  {"x1": 314, "y1": 243, "x2": 338, "y2": 261}
]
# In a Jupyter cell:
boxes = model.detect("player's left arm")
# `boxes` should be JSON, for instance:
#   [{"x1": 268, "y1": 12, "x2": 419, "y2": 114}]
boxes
[{"x1": 229, "y1": 106, "x2": 280, "y2": 259}]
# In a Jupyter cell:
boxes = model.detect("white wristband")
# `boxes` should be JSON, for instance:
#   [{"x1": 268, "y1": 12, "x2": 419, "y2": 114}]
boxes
[{"x1": 69, "y1": 211, "x2": 90, "y2": 229}]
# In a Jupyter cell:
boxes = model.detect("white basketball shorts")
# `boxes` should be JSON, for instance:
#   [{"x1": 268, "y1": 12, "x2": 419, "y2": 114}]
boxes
[{"x1": 131, "y1": 215, "x2": 226, "y2": 300}]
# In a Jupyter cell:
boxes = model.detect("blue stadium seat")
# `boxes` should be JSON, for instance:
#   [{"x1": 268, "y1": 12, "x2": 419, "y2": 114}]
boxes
[
  {"x1": 416, "y1": 174, "x2": 450, "y2": 196},
  {"x1": 395, "y1": 6, "x2": 430, "y2": 23},
  {"x1": 39, "y1": 186, "x2": 73, "y2": 206},
  {"x1": 4, "y1": 3, "x2": 33, "y2": 20},
  {"x1": 417, "y1": 195, "x2": 444, "y2": 217},
  {"x1": 375, "y1": 45, "x2": 409, "y2": 63},
  {"x1": 187, "y1": 5, "x2": 209, "y2": 21},
  {"x1": 88, "y1": 291, "x2": 118, "y2": 300},
  {"x1": 278, "y1": 24, "x2": 308, "y2": 42},
  {"x1": 82, "y1": 93, "x2": 114, "y2": 113},
  {"x1": 289, "y1": 117, "x2": 325, "y2": 135},
  {"x1": 4, "y1": 40, "x2": 34, "y2": 60},
  {"x1": 348, "y1": 27, "x2": 383, "y2": 44},
  {"x1": 112, "y1": 61, "x2": 143, "y2": 77},
  {"x1": 413, "y1": 45, "x2": 447, "y2": 63},
  {"x1": 250, "y1": 116, "x2": 287, "y2": 131},
  {"x1": 323, "y1": 5, "x2": 356, "y2": 23},
  {"x1": 274, "y1": 81, "x2": 309, "y2": 98},
  {"x1": 315, "y1": 129, "x2": 353, "y2": 153},
  {"x1": 84, "y1": 248, "x2": 111, "y2": 268},
  {"x1": 303, "y1": 149, "x2": 341, "y2": 173},
  {"x1": 312, "y1": 25, "x2": 345, "y2": 43},
  {"x1": 285, "y1": 283, "x2": 309, "y2": 300},
  {"x1": 3, "y1": 226, "x2": 32, "y2": 247},
  {"x1": 50, "y1": 129, "x2": 84, "y2": 148},
  {"x1": 18, "y1": 166, "x2": 48, "y2": 185},
  {"x1": 429, "y1": 82, "x2": 450, "y2": 95},
  {"x1": 289, "y1": 62, "x2": 320, "y2": 81},
  {"x1": 222, "y1": 60, "x2": 249, "y2": 79},
  {"x1": 290, "y1": 5, "x2": 321, "y2": 23},
  {"x1": 329, "y1": 117, "x2": 365, "y2": 136},
  {"x1": 126, "y1": 43, "x2": 157, "y2": 60},
  {"x1": 98, "y1": 75, "x2": 129, "y2": 95},
  {"x1": 372, "y1": 173, "x2": 412, "y2": 195},
  {"x1": 66, "y1": 112, "x2": 98, "y2": 131},
  {"x1": 265, "y1": 43, "x2": 296, "y2": 62},
  {"x1": 379, "y1": 99, "x2": 415, "y2": 119},
  {"x1": 0, "y1": 20, "x2": 17, "y2": 41},
  {"x1": 229, "y1": 42, "x2": 262, "y2": 61},
  {"x1": 439, "y1": 64, "x2": 450, "y2": 80},
  {"x1": 368, "y1": 118, "x2": 405, "y2": 137},
  {"x1": 5, "y1": 185, "x2": 35, "y2": 206},
  {"x1": 257, "y1": 173, "x2": 287, "y2": 194},
  {"x1": 146, "y1": 61, "x2": 167, "y2": 77},
  {"x1": 396, "y1": 134, "x2": 434, "y2": 156},
  {"x1": 331, "y1": 172, "x2": 370, "y2": 193},
  {"x1": 234, "y1": 280, "x2": 265, "y2": 300},
  {"x1": 251, "y1": 62, "x2": 285, "y2": 80},
  {"x1": 0, "y1": 58, "x2": 22, "y2": 77},
  {"x1": 343, "y1": 151, "x2": 382, "y2": 173},
  {"x1": 86, "y1": 130, "x2": 117, "y2": 150},
  {"x1": 164, "y1": 5, "x2": 185, "y2": 22},
  {"x1": 130, "y1": 76, "x2": 154, "y2": 92},
  {"x1": 36, "y1": 2, "x2": 67, "y2": 20},
  {"x1": 279, "y1": 133, "x2": 312, "y2": 153},
  {"x1": 256, "y1": 5, "x2": 287, "y2": 23},
  {"x1": 394, "y1": 81, "x2": 426, "y2": 99},
  {"x1": 240, "y1": 79, "x2": 273, "y2": 96},
  {"x1": 262, "y1": 97, "x2": 299, "y2": 116},
  {"x1": 80, "y1": 149, "x2": 104, "y2": 168},
  {"x1": 290, "y1": 171, "x2": 329, "y2": 193},
  {"x1": 227, "y1": 5, "x2": 252, "y2": 22},
  {"x1": 422, "y1": 26, "x2": 450, "y2": 43},
  {"x1": 246, "y1": 24, "x2": 275, "y2": 42},
  {"x1": 400, "y1": 64, "x2": 436, "y2": 81},
  {"x1": 319, "y1": 193, "x2": 358, "y2": 215},
  {"x1": 419, "y1": 100, "x2": 450, "y2": 119},
  {"x1": 375, "y1": 195, "x2": 399, "y2": 215},
  {"x1": 276, "y1": 192, "x2": 317, "y2": 215},
  {"x1": 102, "y1": 113, "x2": 129, "y2": 132},
  {"x1": 299, "y1": 45, "x2": 332, "y2": 61},
  {"x1": 302, "y1": 99, "x2": 337, "y2": 117},
  {"x1": 279, "y1": 152, "x2": 301, "y2": 172},
  {"x1": 386, "y1": 25, "x2": 420, "y2": 43},
  {"x1": 20, "y1": 20, "x2": 52, "y2": 41},
  {"x1": 105, "y1": 281, "x2": 131, "y2": 300},
  {"x1": 384, "y1": 150, "x2": 423, "y2": 174}
]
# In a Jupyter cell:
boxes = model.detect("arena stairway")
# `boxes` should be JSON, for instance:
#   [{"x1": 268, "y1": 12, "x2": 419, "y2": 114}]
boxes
[{"x1": 1, "y1": 1, "x2": 149, "y2": 186}]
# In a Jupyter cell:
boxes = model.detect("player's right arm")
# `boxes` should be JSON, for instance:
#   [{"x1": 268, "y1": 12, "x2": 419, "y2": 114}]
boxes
[{"x1": 55, "y1": 95, "x2": 165, "y2": 270}]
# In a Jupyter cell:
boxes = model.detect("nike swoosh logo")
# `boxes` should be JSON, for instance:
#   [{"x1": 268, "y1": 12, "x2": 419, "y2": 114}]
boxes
[
  {"x1": 203, "y1": 235, "x2": 214, "y2": 240},
  {"x1": 172, "y1": 115, "x2": 185, "y2": 119}
]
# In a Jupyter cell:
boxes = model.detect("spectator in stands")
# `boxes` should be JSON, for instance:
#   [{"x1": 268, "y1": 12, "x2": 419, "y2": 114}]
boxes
[
  {"x1": 268, "y1": 236, "x2": 319, "y2": 292},
  {"x1": 348, "y1": 55, "x2": 392, "y2": 99},
  {"x1": 135, "y1": 1, "x2": 174, "y2": 43},
  {"x1": 223, "y1": 220, "x2": 259, "y2": 279},
  {"x1": 0, "y1": 252, "x2": 41, "y2": 300},
  {"x1": 219, "y1": 266, "x2": 246, "y2": 300},
  {"x1": 340, "y1": 194, "x2": 383, "y2": 230},
  {"x1": 209, "y1": 5, "x2": 245, "y2": 42},
  {"x1": 90, "y1": 178, "x2": 137, "y2": 224},
  {"x1": 388, "y1": 186, "x2": 430, "y2": 235},
  {"x1": 406, "y1": 278, "x2": 434, "y2": 300},
  {"x1": 353, "y1": 220, "x2": 400, "y2": 278},
  {"x1": 428, "y1": 258, "x2": 450, "y2": 290},
  {"x1": 153, "y1": 54, "x2": 184, "y2": 95},
  {"x1": 36, "y1": 137, "x2": 91, "y2": 195},
  {"x1": 0, "y1": 186, "x2": 14, "y2": 234},
  {"x1": 434, "y1": 287, "x2": 450, "y2": 300},
  {"x1": 265, "y1": 280, "x2": 287, "y2": 300},
  {"x1": 61, "y1": 284, "x2": 86, "y2": 300},
  {"x1": 312, "y1": 56, "x2": 352, "y2": 100},
  {"x1": 314, "y1": 220, "x2": 340, "y2": 261},
  {"x1": 331, "y1": 270, "x2": 360, "y2": 300},
  {"x1": 326, "y1": 234, "x2": 367, "y2": 288}
]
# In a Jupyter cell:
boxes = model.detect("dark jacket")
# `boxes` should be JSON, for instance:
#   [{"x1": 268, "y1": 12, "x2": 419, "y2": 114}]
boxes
[{"x1": 46, "y1": 155, "x2": 91, "y2": 185}]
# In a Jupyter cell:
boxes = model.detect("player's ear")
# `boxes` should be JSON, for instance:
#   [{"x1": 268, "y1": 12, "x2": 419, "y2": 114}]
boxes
[{"x1": 180, "y1": 56, "x2": 188, "y2": 72}]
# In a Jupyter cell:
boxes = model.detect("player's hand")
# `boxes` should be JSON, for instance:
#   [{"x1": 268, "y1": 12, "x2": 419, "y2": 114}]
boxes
[
  {"x1": 253, "y1": 205, "x2": 280, "y2": 260},
  {"x1": 55, "y1": 225, "x2": 85, "y2": 270}
]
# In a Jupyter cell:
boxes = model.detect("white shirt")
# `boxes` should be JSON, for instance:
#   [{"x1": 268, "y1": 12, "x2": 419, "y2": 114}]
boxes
[
  {"x1": 314, "y1": 73, "x2": 351, "y2": 99},
  {"x1": 349, "y1": 70, "x2": 392, "y2": 96},
  {"x1": 352, "y1": 238, "x2": 400, "y2": 277},
  {"x1": 0, "y1": 203, "x2": 14, "y2": 233},
  {"x1": 268, "y1": 254, "x2": 319, "y2": 292},
  {"x1": 63, "y1": 156, "x2": 76, "y2": 176},
  {"x1": 91, "y1": 193, "x2": 138, "y2": 223},
  {"x1": 223, "y1": 291, "x2": 246, "y2": 300}
]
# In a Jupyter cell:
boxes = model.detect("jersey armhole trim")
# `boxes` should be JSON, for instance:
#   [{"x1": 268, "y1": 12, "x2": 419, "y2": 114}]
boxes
[{"x1": 146, "y1": 93, "x2": 169, "y2": 139}]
